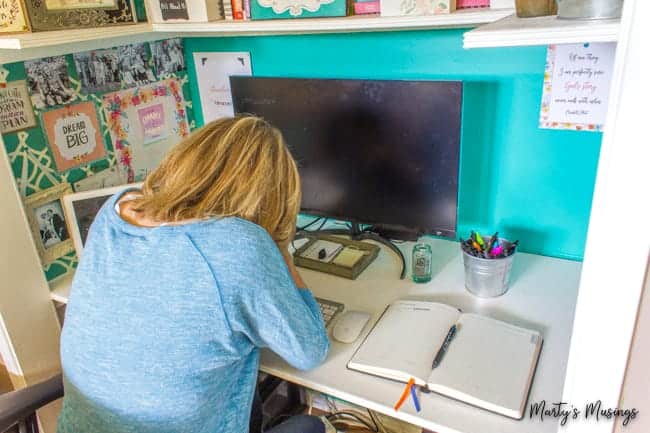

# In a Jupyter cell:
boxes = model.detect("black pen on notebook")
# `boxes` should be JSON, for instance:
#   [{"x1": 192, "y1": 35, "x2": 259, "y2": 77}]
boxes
[{"x1": 432, "y1": 324, "x2": 458, "y2": 369}]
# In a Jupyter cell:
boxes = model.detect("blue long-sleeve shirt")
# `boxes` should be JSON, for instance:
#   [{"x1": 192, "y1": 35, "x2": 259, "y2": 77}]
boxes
[{"x1": 58, "y1": 191, "x2": 329, "y2": 433}]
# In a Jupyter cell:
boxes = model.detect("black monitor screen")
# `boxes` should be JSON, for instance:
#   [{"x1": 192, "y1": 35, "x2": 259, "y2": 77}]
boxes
[{"x1": 230, "y1": 77, "x2": 462, "y2": 239}]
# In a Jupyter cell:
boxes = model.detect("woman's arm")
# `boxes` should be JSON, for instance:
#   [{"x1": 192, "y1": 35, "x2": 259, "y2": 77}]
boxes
[
  {"x1": 200, "y1": 227, "x2": 329, "y2": 371},
  {"x1": 278, "y1": 245, "x2": 307, "y2": 289}
]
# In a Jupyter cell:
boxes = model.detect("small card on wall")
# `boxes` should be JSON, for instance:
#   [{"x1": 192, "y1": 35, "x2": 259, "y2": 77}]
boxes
[
  {"x1": 193, "y1": 52, "x2": 252, "y2": 123},
  {"x1": 0, "y1": 81, "x2": 37, "y2": 134},
  {"x1": 540, "y1": 42, "x2": 616, "y2": 132}
]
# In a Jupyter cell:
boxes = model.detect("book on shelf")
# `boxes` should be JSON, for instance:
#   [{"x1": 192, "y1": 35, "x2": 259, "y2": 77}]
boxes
[
  {"x1": 231, "y1": 0, "x2": 244, "y2": 19},
  {"x1": 380, "y1": 0, "x2": 456, "y2": 16},
  {"x1": 353, "y1": 0, "x2": 379, "y2": 15},
  {"x1": 456, "y1": 0, "x2": 489, "y2": 8},
  {"x1": 347, "y1": 299, "x2": 543, "y2": 419},
  {"x1": 222, "y1": 0, "x2": 233, "y2": 19}
]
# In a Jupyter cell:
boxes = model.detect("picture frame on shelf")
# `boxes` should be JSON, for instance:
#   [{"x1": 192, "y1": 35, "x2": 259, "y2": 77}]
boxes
[
  {"x1": 0, "y1": 0, "x2": 31, "y2": 34},
  {"x1": 23, "y1": 0, "x2": 136, "y2": 31},
  {"x1": 146, "y1": 0, "x2": 223, "y2": 23},
  {"x1": 23, "y1": 183, "x2": 75, "y2": 266}
]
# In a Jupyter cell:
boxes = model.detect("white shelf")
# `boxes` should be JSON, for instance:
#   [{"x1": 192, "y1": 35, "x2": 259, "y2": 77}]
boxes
[
  {"x1": 49, "y1": 272, "x2": 73, "y2": 304},
  {"x1": 463, "y1": 13, "x2": 620, "y2": 48},
  {"x1": 152, "y1": 8, "x2": 514, "y2": 36},
  {"x1": 0, "y1": 24, "x2": 178, "y2": 64}
]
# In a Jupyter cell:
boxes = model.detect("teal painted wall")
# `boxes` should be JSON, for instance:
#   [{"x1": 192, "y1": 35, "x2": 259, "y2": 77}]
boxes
[{"x1": 184, "y1": 30, "x2": 601, "y2": 260}]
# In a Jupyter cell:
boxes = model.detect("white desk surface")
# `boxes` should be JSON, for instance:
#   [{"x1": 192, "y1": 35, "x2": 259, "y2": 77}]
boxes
[{"x1": 261, "y1": 237, "x2": 581, "y2": 433}]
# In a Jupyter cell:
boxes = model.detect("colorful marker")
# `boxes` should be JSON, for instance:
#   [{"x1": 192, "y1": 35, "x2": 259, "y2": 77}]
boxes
[
  {"x1": 394, "y1": 378, "x2": 416, "y2": 411},
  {"x1": 410, "y1": 383, "x2": 421, "y2": 412}
]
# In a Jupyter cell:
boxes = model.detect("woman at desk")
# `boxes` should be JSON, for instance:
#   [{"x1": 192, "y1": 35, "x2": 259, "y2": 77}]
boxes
[{"x1": 58, "y1": 116, "x2": 329, "y2": 433}]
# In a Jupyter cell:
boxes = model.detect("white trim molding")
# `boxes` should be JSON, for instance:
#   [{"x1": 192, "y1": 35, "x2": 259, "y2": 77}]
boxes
[{"x1": 561, "y1": 0, "x2": 650, "y2": 432}]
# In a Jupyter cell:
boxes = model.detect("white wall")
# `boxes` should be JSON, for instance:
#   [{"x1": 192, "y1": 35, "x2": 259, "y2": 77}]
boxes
[
  {"x1": 0, "y1": 138, "x2": 63, "y2": 432},
  {"x1": 614, "y1": 260, "x2": 650, "y2": 433}
]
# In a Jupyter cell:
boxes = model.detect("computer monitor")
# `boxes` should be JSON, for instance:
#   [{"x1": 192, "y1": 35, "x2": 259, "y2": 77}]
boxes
[
  {"x1": 230, "y1": 77, "x2": 462, "y2": 240},
  {"x1": 62, "y1": 183, "x2": 142, "y2": 257}
]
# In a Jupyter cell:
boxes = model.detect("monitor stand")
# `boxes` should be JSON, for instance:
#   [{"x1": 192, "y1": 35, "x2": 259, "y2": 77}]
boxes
[{"x1": 298, "y1": 222, "x2": 408, "y2": 280}]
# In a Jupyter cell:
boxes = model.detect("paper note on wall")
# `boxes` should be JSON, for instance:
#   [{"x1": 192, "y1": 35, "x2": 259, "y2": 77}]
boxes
[
  {"x1": 539, "y1": 42, "x2": 616, "y2": 132},
  {"x1": 193, "y1": 52, "x2": 252, "y2": 123}
]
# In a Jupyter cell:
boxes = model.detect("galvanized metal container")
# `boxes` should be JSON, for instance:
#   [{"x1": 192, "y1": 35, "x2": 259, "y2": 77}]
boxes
[
  {"x1": 462, "y1": 237, "x2": 515, "y2": 298},
  {"x1": 557, "y1": 0, "x2": 623, "y2": 19}
]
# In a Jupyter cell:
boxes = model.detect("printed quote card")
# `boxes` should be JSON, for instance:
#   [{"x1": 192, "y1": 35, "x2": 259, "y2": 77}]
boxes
[
  {"x1": 42, "y1": 102, "x2": 106, "y2": 172},
  {"x1": 540, "y1": 42, "x2": 617, "y2": 132},
  {"x1": 193, "y1": 52, "x2": 252, "y2": 124},
  {"x1": 0, "y1": 81, "x2": 37, "y2": 134}
]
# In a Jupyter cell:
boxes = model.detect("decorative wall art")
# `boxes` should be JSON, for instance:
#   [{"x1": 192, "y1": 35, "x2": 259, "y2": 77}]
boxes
[
  {"x1": 151, "y1": 38, "x2": 186, "y2": 78},
  {"x1": 41, "y1": 102, "x2": 106, "y2": 172},
  {"x1": 117, "y1": 43, "x2": 157, "y2": 88},
  {"x1": 24, "y1": 55, "x2": 76, "y2": 109},
  {"x1": 0, "y1": 80, "x2": 37, "y2": 134},
  {"x1": 2, "y1": 38, "x2": 195, "y2": 282},
  {"x1": 73, "y1": 49, "x2": 121, "y2": 94},
  {"x1": 192, "y1": 51, "x2": 251, "y2": 123},
  {"x1": 540, "y1": 42, "x2": 616, "y2": 131},
  {"x1": 103, "y1": 79, "x2": 190, "y2": 182},
  {"x1": 23, "y1": 182, "x2": 74, "y2": 265}
]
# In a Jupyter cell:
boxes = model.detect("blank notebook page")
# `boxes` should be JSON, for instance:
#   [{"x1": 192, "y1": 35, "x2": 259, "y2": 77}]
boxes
[
  {"x1": 350, "y1": 301, "x2": 460, "y2": 383},
  {"x1": 427, "y1": 313, "x2": 542, "y2": 418}
]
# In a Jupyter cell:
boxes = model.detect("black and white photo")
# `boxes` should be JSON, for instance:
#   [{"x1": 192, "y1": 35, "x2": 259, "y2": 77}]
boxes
[
  {"x1": 34, "y1": 200, "x2": 69, "y2": 249},
  {"x1": 74, "y1": 49, "x2": 121, "y2": 94},
  {"x1": 25, "y1": 56, "x2": 75, "y2": 109},
  {"x1": 151, "y1": 38, "x2": 186, "y2": 78},
  {"x1": 117, "y1": 43, "x2": 156, "y2": 88},
  {"x1": 24, "y1": 183, "x2": 75, "y2": 265}
]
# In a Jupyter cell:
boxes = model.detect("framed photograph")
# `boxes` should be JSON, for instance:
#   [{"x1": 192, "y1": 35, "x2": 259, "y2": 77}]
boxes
[
  {"x1": 41, "y1": 102, "x2": 107, "y2": 172},
  {"x1": 23, "y1": 0, "x2": 135, "y2": 31},
  {"x1": 24, "y1": 183, "x2": 74, "y2": 265},
  {"x1": 0, "y1": 0, "x2": 31, "y2": 34},
  {"x1": 73, "y1": 49, "x2": 121, "y2": 94},
  {"x1": 0, "y1": 80, "x2": 37, "y2": 134},
  {"x1": 25, "y1": 56, "x2": 75, "y2": 109},
  {"x1": 117, "y1": 43, "x2": 156, "y2": 88},
  {"x1": 151, "y1": 38, "x2": 186, "y2": 78},
  {"x1": 103, "y1": 79, "x2": 189, "y2": 182}
]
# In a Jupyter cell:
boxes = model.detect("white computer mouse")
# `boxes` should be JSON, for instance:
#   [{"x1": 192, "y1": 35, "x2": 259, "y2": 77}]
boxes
[{"x1": 332, "y1": 310, "x2": 371, "y2": 344}]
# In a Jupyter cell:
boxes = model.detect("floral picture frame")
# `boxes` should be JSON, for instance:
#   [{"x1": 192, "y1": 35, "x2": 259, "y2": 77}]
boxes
[
  {"x1": 24, "y1": 183, "x2": 74, "y2": 265},
  {"x1": 103, "y1": 78, "x2": 189, "y2": 182}
]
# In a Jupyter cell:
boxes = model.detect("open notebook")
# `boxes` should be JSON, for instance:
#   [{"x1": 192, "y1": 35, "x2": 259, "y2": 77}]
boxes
[{"x1": 347, "y1": 300, "x2": 543, "y2": 419}]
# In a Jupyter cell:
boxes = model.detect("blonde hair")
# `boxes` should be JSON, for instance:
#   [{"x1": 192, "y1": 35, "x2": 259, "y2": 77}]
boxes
[{"x1": 131, "y1": 115, "x2": 301, "y2": 245}]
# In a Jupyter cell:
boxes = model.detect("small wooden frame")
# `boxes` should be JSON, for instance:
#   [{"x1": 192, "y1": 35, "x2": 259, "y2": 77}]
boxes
[
  {"x1": 23, "y1": 183, "x2": 74, "y2": 265},
  {"x1": 293, "y1": 234, "x2": 380, "y2": 280}
]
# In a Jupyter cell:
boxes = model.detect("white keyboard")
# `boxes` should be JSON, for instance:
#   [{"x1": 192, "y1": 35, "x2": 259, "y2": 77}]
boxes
[{"x1": 315, "y1": 297, "x2": 344, "y2": 327}]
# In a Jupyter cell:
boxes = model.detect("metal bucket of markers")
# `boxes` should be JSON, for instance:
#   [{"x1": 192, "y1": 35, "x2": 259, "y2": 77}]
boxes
[{"x1": 461, "y1": 235, "x2": 516, "y2": 298}]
